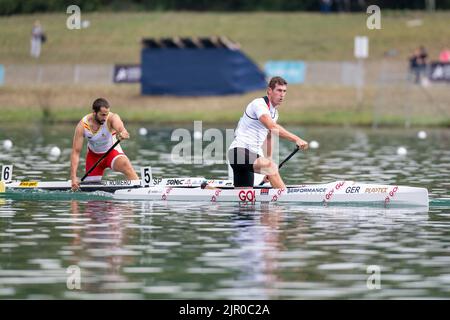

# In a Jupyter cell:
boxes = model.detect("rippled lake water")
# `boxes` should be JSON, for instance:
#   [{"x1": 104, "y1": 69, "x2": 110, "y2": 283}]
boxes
[{"x1": 0, "y1": 124, "x2": 449, "y2": 299}]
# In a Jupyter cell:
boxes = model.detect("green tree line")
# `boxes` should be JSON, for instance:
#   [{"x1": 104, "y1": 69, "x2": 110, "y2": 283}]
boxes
[{"x1": 1, "y1": 0, "x2": 449, "y2": 15}]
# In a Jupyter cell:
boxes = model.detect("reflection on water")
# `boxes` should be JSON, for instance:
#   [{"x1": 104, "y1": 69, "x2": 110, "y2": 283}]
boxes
[
  {"x1": 64, "y1": 200, "x2": 141, "y2": 299},
  {"x1": 0, "y1": 198, "x2": 448, "y2": 299},
  {"x1": 0, "y1": 125, "x2": 449, "y2": 299}
]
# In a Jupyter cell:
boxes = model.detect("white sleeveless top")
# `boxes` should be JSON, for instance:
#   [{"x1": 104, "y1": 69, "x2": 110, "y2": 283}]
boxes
[
  {"x1": 81, "y1": 114, "x2": 123, "y2": 154},
  {"x1": 229, "y1": 96, "x2": 279, "y2": 156}
]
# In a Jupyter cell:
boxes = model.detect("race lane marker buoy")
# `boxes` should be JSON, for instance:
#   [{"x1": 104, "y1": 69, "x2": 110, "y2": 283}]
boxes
[
  {"x1": 3, "y1": 139, "x2": 13, "y2": 150},
  {"x1": 50, "y1": 146, "x2": 61, "y2": 157},
  {"x1": 310, "y1": 140, "x2": 320, "y2": 149},
  {"x1": 397, "y1": 146, "x2": 408, "y2": 156},
  {"x1": 417, "y1": 131, "x2": 427, "y2": 139},
  {"x1": 139, "y1": 128, "x2": 148, "y2": 136}
]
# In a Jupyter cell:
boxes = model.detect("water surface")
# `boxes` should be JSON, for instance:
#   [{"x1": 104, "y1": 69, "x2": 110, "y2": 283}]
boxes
[{"x1": 0, "y1": 125, "x2": 449, "y2": 299}]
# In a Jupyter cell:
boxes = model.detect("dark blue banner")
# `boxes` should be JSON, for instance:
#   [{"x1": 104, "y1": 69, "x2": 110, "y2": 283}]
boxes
[{"x1": 140, "y1": 48, "x2": 266, "y2": 96}]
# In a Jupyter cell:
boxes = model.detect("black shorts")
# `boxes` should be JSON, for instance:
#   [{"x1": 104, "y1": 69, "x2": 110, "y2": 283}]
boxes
[{"x1": 228, "y1": 147, "x2": 260, "y2": 187}]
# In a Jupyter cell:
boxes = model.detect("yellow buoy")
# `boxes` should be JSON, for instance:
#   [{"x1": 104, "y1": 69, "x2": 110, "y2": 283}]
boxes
[{"x1": 0, "y1": 180, "x2": 5, "y2": 193}]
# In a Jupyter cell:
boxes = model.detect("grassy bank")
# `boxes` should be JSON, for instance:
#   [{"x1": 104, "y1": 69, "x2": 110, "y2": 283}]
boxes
[
  {"x1": 1, "y1": 11, "x2": 449, "y2": 127},
  {"x1": 1, "y1": 84, "x2": 448, "y2": 127},
  {"x1": 1, "y1": 11, "x2": 450, "y2": 64},
  {"x1": 1, "y1": 105, "x2": 445, "y2": 127}
]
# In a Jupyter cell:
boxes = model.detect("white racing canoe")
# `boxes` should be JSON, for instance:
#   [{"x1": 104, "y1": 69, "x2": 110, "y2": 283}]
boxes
[
  {"x1": 1, "y1": 178, "x2": 429, "y2": 207},
  {"x1": 114, "y1": 180, "x2": 429, "y2": 207},
  {"x1": 2, "y1": 179, "x2": 143, "y2": 193},
  {"x1": 1, "y1": 177, "x2": 210, "y2": 193},
  {"x1": 1, "y1": 165, "x2": 429, "y2": 207}
]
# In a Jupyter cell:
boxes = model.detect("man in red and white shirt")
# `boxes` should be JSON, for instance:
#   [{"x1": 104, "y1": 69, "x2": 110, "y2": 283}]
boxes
[
  {"x1": 70, "y1": 98, "x2": 138, "y2": 190},
  {"x1": 228, "y1": 76, "x2": 308, "y2": 188}
]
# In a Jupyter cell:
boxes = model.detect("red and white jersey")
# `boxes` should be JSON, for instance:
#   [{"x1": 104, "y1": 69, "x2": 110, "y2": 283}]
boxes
[{"x1": 81, "y1": 114, "x2": 123, "y2": 154}]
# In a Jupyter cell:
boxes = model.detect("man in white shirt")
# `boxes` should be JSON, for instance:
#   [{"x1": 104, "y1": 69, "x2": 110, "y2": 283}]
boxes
[
  {"x1": 228, "y1": 76, "x2": 308, "y2": 188},
  {"x1": 30, "y1": 20, "x2": 43, "y2": 58}
]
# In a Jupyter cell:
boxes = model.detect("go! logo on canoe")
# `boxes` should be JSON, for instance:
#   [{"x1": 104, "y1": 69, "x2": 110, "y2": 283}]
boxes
[
  {"x1": 238, "y1": 190, "x2": 256, "y2": 203},
  {"x1": 271, "y1": 188, "x2": 285, "y2": 202},
  {"x1": 211, "y1": 189, "x2": 222, "y2": 202},
  {"x1": 384, "y1": 186, "x2": 399, "y2": 206},
  {"x1": 161, "y1": 187, "x2": 173, "y2": 200},
  {"x1": 324, "y1": 181, "x2": 346, "y2": 202}
]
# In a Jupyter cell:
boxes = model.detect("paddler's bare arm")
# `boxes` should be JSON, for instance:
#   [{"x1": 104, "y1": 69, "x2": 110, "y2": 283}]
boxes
[
  {"x1": 259, "y1": 114, "x2": 309, "y2": 150},
  {"x1": 109, "y1": 113, "x2": 130, "y2": 140},
  {"x1": 264, "y1": 131, "x2": 273, "y2": 158},
  {"x1": 70, "y1": 122, "x2": 84, "y2": 190}
]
